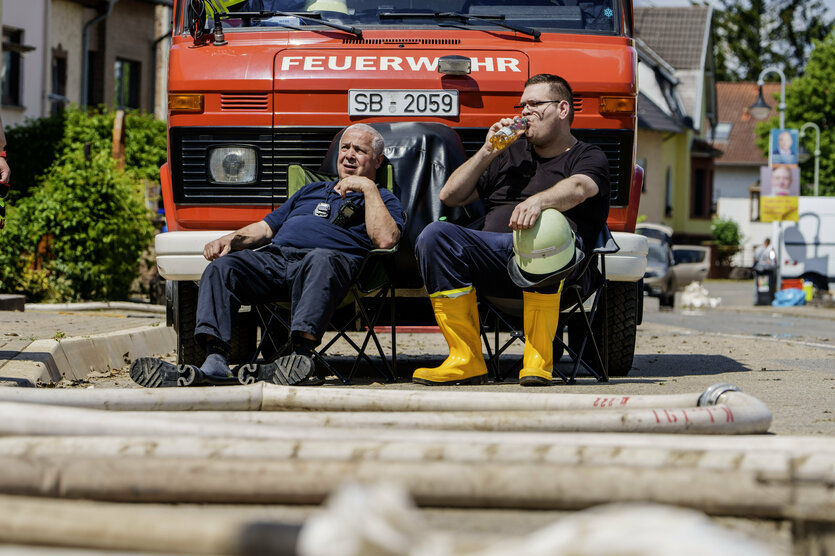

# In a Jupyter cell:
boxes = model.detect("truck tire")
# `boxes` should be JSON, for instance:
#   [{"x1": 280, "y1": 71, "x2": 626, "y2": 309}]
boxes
[
  {"x1": 563, "y1": 280, "x2": 638, "y2": 378},
  {"x1": 599, "y1": 280, "x2": 639, "y2": 377},
  {"x1": 169, "y1": 280, "x2": 204, "y2": 366}
]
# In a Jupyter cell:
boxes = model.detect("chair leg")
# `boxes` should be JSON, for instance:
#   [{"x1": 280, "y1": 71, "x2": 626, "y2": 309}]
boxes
[
  {"x1": 248, "y1": 284, "x2": 397, "y2": 386},
  {"x1": 478, "y1": 311, "x2": 498, "y2": 381},
  {"x1": 566, "y1": 288, "x2": 607, "y2": 383},
  {"x1": 317, "y1": 285, "x2": 395, "y2": 384},
  {"x1": 251, "y1": 307, "x2": 292, "y2": 365},
  {"x1": 350, "y1": 287, "x2": 396, "y2": 382},
  {"x1": 478, "y1": 301, "x2": 528, "y2": 383},
  {"x1": 390, "y1": 287, "x2": 397, "y2": 380}
]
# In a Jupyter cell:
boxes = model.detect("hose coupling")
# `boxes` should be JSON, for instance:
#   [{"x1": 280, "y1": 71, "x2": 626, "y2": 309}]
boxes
[{"x1": 697, "y1": 383, "x2": 741, "y2": 407}]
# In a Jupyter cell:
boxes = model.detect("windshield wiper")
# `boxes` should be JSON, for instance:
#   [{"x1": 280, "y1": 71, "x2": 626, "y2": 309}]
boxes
[
  {"x1": 221, "y1": 9, "x2": 363, "y2": 38},
  {"x1": 378, "y1": 11, "x2": 540, "y2": 40}
]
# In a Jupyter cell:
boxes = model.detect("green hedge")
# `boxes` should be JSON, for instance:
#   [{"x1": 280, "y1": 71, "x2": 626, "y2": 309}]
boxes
[
  {"x1": 5, "y1": 113, "x2": 65, "y2": 203},
  {"x1": 0, "y1": 107, "x2": 163, "y2": 301}
]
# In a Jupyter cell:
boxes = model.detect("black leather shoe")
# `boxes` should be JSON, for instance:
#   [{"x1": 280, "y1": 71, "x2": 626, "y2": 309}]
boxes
[
  {"x1": 237, "y1": 353, "x2": 315, "y2": 386},
  {"x1": 129, "y1": 357, "x2": 199, "y2": 388}
]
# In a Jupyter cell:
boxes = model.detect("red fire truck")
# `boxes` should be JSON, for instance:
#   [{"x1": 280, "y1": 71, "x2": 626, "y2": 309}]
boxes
[{"x1": 157, "y1": 0, "x2": 648, "y2": 376}]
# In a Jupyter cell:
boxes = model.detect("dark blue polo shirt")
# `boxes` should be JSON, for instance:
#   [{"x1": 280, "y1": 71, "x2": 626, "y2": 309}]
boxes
[{"x1": 263, "y1": 180, "x2": 405, "y2": 262}]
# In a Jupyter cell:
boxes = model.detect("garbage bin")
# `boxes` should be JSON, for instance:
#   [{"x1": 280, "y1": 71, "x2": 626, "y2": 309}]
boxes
[{"x1": 753, "y1": 265, "x2": 777, "y2": 305}]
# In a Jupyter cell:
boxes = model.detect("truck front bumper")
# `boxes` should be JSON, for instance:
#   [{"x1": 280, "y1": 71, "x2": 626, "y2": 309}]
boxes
[
  {"x1": 607, "y1": 232, "x2": 648, "y2": 282},
  {"x1": 156, "y1": 231, "x2": 232, "y2": 281},
  {"x1": 155, "y1": 230, "x2": 648, "y2": 284}
]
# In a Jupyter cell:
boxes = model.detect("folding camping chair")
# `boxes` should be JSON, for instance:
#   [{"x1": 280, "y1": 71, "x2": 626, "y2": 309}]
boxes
[
  {"x1": 247, "y1": 163, "x2": 399, "y2": 385},
  {"x1": 479, "y1": 225, "x2": 620, "y2": 384}
]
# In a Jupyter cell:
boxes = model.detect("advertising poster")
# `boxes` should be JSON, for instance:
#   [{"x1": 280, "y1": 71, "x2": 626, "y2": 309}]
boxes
[
  {"x1": 760, "y1": 165, "x2": 800, "y2": 197},
  {"x1": 760, "y1": 196, "x2": 799, "y2": 222},
  {"x1": 770, "y1": 128, "x2": 799, "y2": 165}
]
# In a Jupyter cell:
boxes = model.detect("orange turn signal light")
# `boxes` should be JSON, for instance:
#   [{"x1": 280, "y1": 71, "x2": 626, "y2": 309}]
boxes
[
  {"x1": 169, "y1": 94, "x2": 204, "y2": 113},
  {"x1": 599, "y1": 96, "x2": 636, "y2": 115}
]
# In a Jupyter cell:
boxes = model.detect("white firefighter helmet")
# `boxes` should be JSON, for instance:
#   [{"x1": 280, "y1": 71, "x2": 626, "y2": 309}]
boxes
[{"x1": 507, "y1": 208, "x2": 584, "y2": 288}]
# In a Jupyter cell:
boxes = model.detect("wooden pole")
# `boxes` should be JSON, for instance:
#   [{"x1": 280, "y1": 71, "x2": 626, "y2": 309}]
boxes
[{"x1": 111, "y1": 109, "x2": 126, "y2": 170}]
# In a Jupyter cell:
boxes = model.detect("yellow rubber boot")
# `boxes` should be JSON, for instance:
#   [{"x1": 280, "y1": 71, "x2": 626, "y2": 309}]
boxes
[
  {"x1": 519, "y1": 290, "x2": 561, "y2": 386},
  {"x1": 412, "y1": 291, "x2": 488, "y2": 385}
]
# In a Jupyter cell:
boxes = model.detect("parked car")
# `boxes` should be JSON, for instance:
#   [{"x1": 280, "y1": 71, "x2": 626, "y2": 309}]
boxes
[
  {"x1": 636, "y1": 222, "x2": 674, "y2": 245},
  {"x1": 672, "y1": 245, "x2": 711, "y2": 286},
  {"x1": 643, "y1": 238, "x2": 676, "y2": 307},
  {"x1": 641, "y1": 227, "x2": 711, "y2": 308}
]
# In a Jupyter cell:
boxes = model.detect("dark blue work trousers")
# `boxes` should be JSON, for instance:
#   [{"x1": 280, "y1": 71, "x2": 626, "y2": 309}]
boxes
[
  {"x1": 416, "y1": 221, "x2": 584, "y2": 298},
  {"x1": 195, "y1": 245, "x2": 358, "y2": 346},
  {"x1": 415, "y1": 221, "x2": 521, "y2": 298}
]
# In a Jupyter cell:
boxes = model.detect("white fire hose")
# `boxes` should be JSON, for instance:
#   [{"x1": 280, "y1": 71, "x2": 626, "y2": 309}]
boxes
[{"x1": 0, "y1": 383, "x2": 771, "y2": 434}]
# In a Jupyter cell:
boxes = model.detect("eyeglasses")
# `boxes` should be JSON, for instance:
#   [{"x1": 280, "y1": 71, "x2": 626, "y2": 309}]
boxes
[{"x1": 513, "y1": 99, "x2": 563, "y2": 110}]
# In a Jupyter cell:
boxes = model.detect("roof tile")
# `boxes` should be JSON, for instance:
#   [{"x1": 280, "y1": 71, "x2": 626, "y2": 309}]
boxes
[
  {"x1": 709, "y1": 82, "x2": 781, "y2": 165},
  {"x1": 634, "y1": 7, "x2": 710, "y2": 70}
]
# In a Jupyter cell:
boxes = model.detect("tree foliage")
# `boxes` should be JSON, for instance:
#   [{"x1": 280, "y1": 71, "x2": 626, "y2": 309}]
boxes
[
  {"x1": 4, "y1": 113, "x2": 65, "y2": 203},
  {"x1": 754, "y1": 33, "x2": 835, "y2": 196},
  {"x1": 710, "y1": 0, "x2": 832, "y2": 81},
  {"x1": 0, "y1": 107, "x2": 163, "y2": 301},
  {"x1": 711, "y1": 216, "x2": 743, "y2": 246}
]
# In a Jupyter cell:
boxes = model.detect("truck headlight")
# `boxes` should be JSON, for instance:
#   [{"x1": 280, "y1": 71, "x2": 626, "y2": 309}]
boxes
[{"x1": 208, "y1": 146, "x2": 258, "y2": 184}]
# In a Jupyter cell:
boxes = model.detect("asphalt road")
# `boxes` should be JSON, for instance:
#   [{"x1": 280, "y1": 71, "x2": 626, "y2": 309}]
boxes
[{"x1": 645, "y1": 280, "x2": 835, "y2": 344}]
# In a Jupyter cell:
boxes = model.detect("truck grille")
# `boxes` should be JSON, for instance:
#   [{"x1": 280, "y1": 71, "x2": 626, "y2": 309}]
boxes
[
  {"x1": 170, "y1": 127, "x2": 342, "y2": 204},
  {"x1": 170, "y1": 126, "x2": 632, "y2": 207},
  {"x1": 220, "y1": 93, "x2": 269, "y2": 111}
]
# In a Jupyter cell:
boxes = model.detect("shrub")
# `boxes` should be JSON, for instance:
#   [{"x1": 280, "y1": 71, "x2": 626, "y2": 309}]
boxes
[
  {"x1": 0, "y1": 150, "x2": 153, "y2": 301},
  {"x1": 711, "y1": 217, "x2": 742, "y2": 247},
  {"x1": 6, "y1": 106, "x2": 167, "y2": 198},
  {"x1": 0, "y1": 106, "x2": 162, "y2": 301},
  {"x1": 710, "y1": 217, "x2": 743, "y2": 267},
  {"x1": 5, "y1": 113, "x2": 66, "y2": 202}
]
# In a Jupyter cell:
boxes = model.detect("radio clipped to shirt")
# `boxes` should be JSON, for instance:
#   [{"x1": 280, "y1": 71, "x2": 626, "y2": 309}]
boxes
[{"x1": 331, "y1": 199, "x2": 359, "y2": 228}]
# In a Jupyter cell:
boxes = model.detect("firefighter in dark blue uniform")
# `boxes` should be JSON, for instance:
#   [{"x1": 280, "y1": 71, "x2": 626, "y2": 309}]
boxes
[{"x1": 131, "y1": 124, "x2": 404, "y2": 387}]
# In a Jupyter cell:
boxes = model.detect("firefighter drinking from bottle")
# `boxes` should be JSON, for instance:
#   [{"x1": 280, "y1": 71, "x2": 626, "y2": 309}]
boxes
[{"x1": 414, "y1": 73, "x2": 611, "y2": 386}]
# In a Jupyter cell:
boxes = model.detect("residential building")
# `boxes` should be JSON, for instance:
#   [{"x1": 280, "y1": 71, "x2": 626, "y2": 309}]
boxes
[
  {"x1": 634, "y1": 6, "x2": 719, "y2": 244},
  {"x1": 711, "y1": 82, "x2": 782, "y2": 267},
  {"x1": 1, "y1": 0, "x2": 172, "y2": 129}
]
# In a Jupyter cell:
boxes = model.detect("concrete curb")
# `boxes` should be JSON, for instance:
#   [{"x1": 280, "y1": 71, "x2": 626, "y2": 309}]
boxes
[
  {"x1": 24, "y1": 301, "x2": 166, "y2": 314},
  {"x1": 0, "y1": 325, "x2": 176, "y2": 387}
]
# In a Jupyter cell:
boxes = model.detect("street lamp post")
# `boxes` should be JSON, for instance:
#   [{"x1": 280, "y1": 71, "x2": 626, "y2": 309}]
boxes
[
  {"x1": 749, "y1": 66, "x2": 786, "y2": 130},
  {"x1": 748, "y1": 66, "x2": 788, "y2": 292},
  {"x1": 799, "y1": 122, "x2": 821, "y2": 196}
]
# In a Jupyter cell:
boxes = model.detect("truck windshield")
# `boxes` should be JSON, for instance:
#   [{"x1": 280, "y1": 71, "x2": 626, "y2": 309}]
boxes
[{"x1": 202, "y1": 0, "x2": 620, "y2": 36}]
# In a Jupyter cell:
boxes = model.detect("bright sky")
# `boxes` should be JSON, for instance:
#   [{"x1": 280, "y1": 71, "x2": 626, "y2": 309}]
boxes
[{"x1": 635, "y1": 0, "x2": 835, "y2": 17}]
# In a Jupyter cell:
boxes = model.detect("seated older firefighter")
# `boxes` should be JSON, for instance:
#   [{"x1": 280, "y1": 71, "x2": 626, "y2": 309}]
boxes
[
  {"x1": 414, "y1": 73, "x2": 610, "y2": 387},
  {"x1": 131, "y1": 124, "x2": 404, "y2": 387}
]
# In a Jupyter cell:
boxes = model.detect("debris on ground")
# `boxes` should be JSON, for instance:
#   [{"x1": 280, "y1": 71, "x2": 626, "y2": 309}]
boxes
[{"x1": 680, "y1": 282, "x2": 721, "y2": 310}]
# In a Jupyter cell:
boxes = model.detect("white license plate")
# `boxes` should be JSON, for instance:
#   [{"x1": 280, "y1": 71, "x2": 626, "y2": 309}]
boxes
[{"x1": 349, "y1": 89, "x2": 459, "y2": 117}]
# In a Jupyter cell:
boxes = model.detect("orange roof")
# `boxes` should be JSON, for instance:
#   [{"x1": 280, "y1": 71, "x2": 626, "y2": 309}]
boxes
[{"x1": 710, "y1": 82, "x2": 782, "y2": 166}]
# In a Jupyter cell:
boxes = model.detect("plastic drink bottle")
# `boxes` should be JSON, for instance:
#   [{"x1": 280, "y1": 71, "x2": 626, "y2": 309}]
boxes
[{"x1": 490, "y1": 117, "x2": 528, "y2": 151}]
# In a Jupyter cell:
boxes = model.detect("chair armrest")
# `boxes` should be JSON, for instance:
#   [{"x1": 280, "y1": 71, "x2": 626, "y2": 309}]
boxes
[
  {"x1": 355, "y1": 244, "x2": 399, "y2": 294},
  {"x1": 593, "y1": 226, "x2": 620, "y2": 255}
]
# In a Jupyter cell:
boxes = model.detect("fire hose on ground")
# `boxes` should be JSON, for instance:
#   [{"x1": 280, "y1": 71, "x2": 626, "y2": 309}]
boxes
[
  {"x1": 0, "y1": 383, "x2": 771, "y2": 434},
  {"x1": 0, "y1": 384, "x2": 831, "y2": 554}
]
